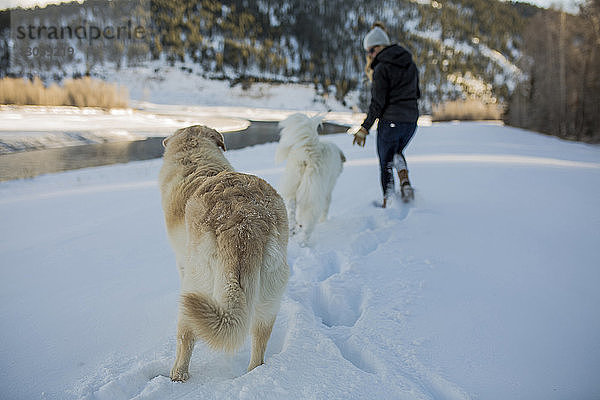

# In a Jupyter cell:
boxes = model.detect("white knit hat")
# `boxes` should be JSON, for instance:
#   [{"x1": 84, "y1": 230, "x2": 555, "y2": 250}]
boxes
[{"x1": 363, "y1": 26, "x2": 391, "y2": 51}]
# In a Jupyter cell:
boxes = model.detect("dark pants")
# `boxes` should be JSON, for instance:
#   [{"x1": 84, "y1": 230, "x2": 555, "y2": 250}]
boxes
[{"x1": 377, "y1": 120, "x2": 417, "y2": 198}]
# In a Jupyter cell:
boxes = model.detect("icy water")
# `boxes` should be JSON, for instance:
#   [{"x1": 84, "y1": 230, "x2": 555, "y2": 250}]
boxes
[{"x1": 0, "y1": 121, "x2": 346, "y2": 181}]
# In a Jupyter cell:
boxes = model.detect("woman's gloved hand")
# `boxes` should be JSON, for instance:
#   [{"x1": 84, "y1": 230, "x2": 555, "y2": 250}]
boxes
[{"x1": 347, "y1": 126, "x2": 369, "y2": 147}]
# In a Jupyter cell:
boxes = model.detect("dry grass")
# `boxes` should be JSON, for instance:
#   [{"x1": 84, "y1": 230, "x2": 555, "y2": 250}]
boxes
[
  {"x1": 0, "y1": 77, "x2": 129, "y2": 108},
  {"x1": 432, "y1": 99, "x2": 504, "y2": 122}
]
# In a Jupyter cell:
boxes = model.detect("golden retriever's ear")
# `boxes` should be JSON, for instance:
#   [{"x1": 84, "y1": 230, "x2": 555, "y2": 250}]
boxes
[
  {"x1": 214, "y1": 131, "x2": 226, "y2": 152},
  {"x1": 200, "y1": 126, "x2": 226, "y2": 152},
  {"x1": 163, "y1": 127, "x2": 186, "y2": 148}
]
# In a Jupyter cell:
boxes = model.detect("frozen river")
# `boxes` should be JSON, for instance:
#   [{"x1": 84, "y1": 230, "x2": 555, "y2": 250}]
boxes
[{"x1": 0, "y1": 120, "x2": 347, "y2": 181}]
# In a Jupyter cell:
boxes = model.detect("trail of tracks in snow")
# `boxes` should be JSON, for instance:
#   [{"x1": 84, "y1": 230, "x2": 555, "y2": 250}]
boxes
[
  {"x1": 74, "y1": 192, "x2": 470, "y2": 400},
  {"x1": 283, "y1": 196, "x2": 471, "y2": 400}
]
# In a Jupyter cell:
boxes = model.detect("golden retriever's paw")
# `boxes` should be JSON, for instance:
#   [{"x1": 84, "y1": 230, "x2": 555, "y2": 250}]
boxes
[
  {"x1": 170, "y1": 367, "x2": 189, "y2": 382},
  {"x1": 247, "y1": 360, "x2": 264, "y2": 372}
]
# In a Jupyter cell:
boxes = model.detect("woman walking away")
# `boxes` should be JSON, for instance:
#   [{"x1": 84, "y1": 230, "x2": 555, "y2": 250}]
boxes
[{"x1": 349, "y1": 22, "x2": 421, "y2": 208}]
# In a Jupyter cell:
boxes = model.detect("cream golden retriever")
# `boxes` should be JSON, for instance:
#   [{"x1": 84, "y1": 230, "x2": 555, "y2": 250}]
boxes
[{"x1": 159, "y1": 125, "x2": 289, "y2": 381}]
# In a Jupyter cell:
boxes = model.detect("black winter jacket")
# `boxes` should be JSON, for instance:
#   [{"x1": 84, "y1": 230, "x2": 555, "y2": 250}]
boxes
[{"x1": 361, "y1": 44, "x2": 421, "y2": 130}]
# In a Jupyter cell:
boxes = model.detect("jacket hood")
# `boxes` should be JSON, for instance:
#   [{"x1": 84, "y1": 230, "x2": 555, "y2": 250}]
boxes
[{"x1": 371, "y1": 44, "x2": 413, "y2": 69}]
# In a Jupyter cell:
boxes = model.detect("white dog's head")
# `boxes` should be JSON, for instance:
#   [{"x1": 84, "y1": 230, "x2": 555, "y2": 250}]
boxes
[{"x1": 276, "y1": 113, "x2": 324, "y2": 163}]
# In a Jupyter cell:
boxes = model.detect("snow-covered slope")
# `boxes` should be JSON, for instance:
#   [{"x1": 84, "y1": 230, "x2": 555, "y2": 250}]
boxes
[
  {"x1": 1, "y1": 122, "x2": 599, "y2": 400},
  {"x1": 108, "y1": 66, "x2": 351, "y2": 111}
]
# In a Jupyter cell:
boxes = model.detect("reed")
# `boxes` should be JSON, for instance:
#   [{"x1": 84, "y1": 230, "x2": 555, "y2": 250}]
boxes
[
  {"x1": 0, "y1": 77, "x2": 128, "y2": 108},
  {"x1": 432, "y1": 99, "x2": 503, "y2": 122}
]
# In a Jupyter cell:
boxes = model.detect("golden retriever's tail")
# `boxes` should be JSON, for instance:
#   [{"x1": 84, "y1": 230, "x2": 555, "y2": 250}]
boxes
[
  {"x1": 181, "y1": 255, "x2": 258, "y2": 352},
  {"x1": 181, "y1": 280, "x2": 249, "y2": 352}
]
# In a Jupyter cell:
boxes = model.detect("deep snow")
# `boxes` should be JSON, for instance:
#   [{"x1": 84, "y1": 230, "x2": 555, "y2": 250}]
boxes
[{"x1": 1, "y1": 121, "x2": 599, "y2": 400}]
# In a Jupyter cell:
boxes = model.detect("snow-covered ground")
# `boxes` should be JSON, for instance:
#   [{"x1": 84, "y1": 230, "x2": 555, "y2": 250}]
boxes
[{"x1": 1, "y1": 121, "x2": 599, "y2": 400}]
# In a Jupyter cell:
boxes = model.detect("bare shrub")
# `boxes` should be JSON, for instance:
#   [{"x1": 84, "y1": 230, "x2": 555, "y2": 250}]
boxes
[
  {"x1": 432, "y1": 99, "x2": 503, "y2": 122},
  {"x1": 0, "y1": 77, "x2": 128, "y2": 108}
]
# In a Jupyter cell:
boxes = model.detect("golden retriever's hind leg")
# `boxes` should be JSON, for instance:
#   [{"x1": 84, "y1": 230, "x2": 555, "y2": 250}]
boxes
[
  {"x1": 170, "y1": 322, "x2": 195, "y2": 382},
  {"x1": 247, "y1": 317, "x2": 275, "y2": 371}
]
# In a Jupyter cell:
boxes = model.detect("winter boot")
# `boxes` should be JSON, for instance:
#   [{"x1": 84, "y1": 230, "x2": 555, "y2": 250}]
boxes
[
  {"x1": 401, "y1": 182, "x2": 414, "y2": 202},
  {"x1": 398, "y1": 169, "x2": 414, "y2": 203}
]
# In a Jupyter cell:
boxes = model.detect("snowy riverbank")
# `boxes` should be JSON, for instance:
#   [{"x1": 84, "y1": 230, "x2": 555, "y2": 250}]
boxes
[
  {"x1": 0, "y1": 105, "x2": 248, "y2": 154},
  {"x1": 0, "y1": 71, "x2": 362, "y2": 154},
  {"x1": 0, "y1": 103, "x2": 370, "y2": 155}
]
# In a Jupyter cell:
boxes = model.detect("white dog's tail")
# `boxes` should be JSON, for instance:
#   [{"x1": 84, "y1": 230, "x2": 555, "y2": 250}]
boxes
[
  {"x1": 181, "y1": 249, "x2": 261, "y2": 352},
  {"x1": 275, "y1": 113, "x2": 323, "y2": 163}
]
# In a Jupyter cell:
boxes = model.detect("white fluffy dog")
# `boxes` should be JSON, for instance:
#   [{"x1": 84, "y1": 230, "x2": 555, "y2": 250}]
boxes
[{"x1": 275, "y1": 113, "x2": 346, "y2": 243}]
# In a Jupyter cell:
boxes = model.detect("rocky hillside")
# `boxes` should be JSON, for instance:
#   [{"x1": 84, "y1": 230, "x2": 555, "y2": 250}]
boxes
[{"x1": 0, "y1": 0, "x2": 543, "y2": 110}]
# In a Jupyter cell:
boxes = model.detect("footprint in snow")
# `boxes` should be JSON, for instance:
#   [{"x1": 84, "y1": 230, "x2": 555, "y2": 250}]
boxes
[
  {"x1": 314, "y1": 250, "x2": 344, "y2": 282},
  {"x1": 311, "y1": 279, "x2": 364, "y2": 328},
  {"x1": 332, "y1": 335, "x2": 378, "y2": 375},
  {"x1": 349, "y1": 231, "x2": 380, "y2": 257},
  {"x1": 87, "y1": 359, "x2": 174, "y2": 400}
]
